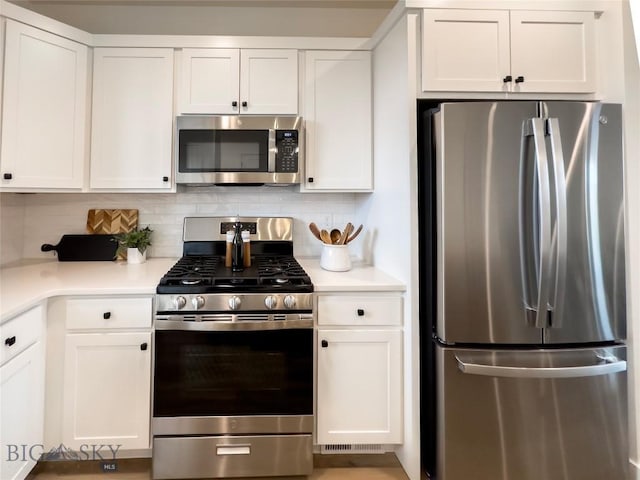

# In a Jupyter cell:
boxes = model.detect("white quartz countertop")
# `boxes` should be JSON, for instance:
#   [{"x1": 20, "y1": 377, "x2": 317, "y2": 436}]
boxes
[
  {"x1": 0, "y1": 257, "x2": 405, "y2": 322},
  {"x1": 297, "y1": 258, "x2": 406, "y2": 292},
  {"x1": 0, "y1": 258, "x2": 177, "y2": 322}
]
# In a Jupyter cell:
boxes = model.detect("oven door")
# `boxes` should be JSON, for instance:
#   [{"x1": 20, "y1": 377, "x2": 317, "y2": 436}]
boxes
[{"x1": 153, "y1": 319, "x2": 313, "y2": 436}]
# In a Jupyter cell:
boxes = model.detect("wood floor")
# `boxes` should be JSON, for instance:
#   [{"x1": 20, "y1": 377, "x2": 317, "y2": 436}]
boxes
[
  {"x1": 29, "y1": 468, "x2": 409, "y2": 479},
  {"x1": 27, "y1": 455, "x2": 410, "y2": 480}
]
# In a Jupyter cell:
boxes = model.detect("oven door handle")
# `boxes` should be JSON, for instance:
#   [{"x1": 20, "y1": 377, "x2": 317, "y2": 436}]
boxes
[{"x1": 154, "y1": 315, "x2": 313, "y2": 331}]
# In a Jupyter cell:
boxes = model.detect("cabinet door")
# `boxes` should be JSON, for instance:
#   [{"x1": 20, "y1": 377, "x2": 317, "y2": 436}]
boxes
[
  {"x1": 180, "y1": 48, "x2": 240, "y2": 114},
  {"x1": 1, "y1": 341, "x2": 45, "y2": 480},
  {"x1": 90, "y1": 48, "x2": 173, "y2": 190},
  {"x1": 316, "y1": 329, "x2": 402, "y2": 444},
  {"x1": 421, "y1": 9, "x2": 510, "y2": 92},
  {"x1": 510, "y1": 11, "x2": 596, "y2": 93},
  {"x1": 303, "y1": 51, "x2": 372, "y2": 191},
  {"x1": 1, "y1": 20, "x2": 87, "y2": 190},
  {"x1": 240, "y1": 49, "x2": 298, "y2": 114},
  {"x1": 62, "y1": 332, "x2": 152, "y2": 450}
]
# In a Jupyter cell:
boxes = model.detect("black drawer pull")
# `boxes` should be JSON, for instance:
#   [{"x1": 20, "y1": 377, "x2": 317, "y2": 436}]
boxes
[
  {"x1": 321, "y1": 340, "x2": 328, "y2": 348},
  {"x1": 5, "y1": 336, "x2": 16, "y2": 347},
  {"x1": 3, "y1": 173, "x2": 12, "y2": 180},
  {"x1": 140, "y1": 343, "x2": 148, "y2": 351},
  {"x1": 503, "y1": 75, "x2": 512, "y2": 83},
  {"x1": 308, "y1": 177, "x2": 314, "y2": 183},
  {"x1": 162, "y1": 176, "x2": 169, "y2": 182},
  {"x1": 242, "y1": 101, "x2": 248, "y2": 107},
  {"x1": 232, "y1": 101, "x2": 238, "y2": 107},
  {"x1": 515, "y1": 76, "x2": 525, "y2": 83},
  {"x1": 357, "y1": 309, "x2": 365, "y2": 316},
  {"x1": 103, "y1": 312, "x2": 111, "y2": 320}
]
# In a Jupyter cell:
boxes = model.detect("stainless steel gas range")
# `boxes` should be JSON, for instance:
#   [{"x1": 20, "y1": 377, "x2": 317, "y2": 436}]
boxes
[{"x1": 152, "y1": 217, "x2": 314, "y2": 480}]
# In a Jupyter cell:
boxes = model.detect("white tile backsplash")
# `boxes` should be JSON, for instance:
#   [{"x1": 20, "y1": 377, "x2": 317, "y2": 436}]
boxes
[{"x1": 1, "y1": 188, "x2": 365, "y2": 264}]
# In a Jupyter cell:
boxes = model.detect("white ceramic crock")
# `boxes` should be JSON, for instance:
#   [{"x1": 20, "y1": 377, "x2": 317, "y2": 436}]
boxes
[
  {"x1": 320, "y1": 244, "x2": 352, "y2": 272},
  {"x1": 127, "y1": 248, "x2": 147, "y2": 264}
]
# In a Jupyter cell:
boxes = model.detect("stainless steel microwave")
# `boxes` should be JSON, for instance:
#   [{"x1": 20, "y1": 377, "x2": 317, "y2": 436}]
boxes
[{"x1": 176, "y1": 115, "x2": 303, "y2": 186}]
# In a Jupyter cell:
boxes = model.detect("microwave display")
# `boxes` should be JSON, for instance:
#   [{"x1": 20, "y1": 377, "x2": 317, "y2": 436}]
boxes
[{"x1": 176, "y1": 116, "x2": 303, "y2": 186}]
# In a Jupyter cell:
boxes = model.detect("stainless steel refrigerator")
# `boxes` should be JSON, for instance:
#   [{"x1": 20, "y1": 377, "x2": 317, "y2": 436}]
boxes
[{"x1": 418, "y1": 101, "x2": 628, "y2": 480}]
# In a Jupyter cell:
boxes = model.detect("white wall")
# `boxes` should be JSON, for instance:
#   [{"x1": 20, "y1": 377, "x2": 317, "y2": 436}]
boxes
[
  {"x1": 0, "y1": 193, "x2": 25, "y2": 265},
  {"x1": 0, "y1": 189, "x2": 364, "y2": 265},
  {"x1": 624, "y1": 1, "x2": 640, "y2": 475},
  {"x1": 5, "y1": 2, "x2": 391, "y2": 37},
  {"x1": 362, "y1": 12, "x2": 421, "y2": 480}
]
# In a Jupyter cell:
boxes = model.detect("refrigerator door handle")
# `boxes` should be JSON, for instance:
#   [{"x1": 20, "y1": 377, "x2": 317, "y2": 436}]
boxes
[
  {"x1": 546, "y1": 118, "x2": 568, "y2": 328},
  {"x1": 529, "y1": 118, "x2": 553, "y2": 329},
  {"x1": 455, "y1": 355, "x2": 627, "y2": 379}
]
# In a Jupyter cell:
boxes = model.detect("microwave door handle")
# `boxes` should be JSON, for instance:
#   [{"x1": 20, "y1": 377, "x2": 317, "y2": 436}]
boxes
[{"x1": 268, "y1": 129, "x2": 277, "y2": 172}]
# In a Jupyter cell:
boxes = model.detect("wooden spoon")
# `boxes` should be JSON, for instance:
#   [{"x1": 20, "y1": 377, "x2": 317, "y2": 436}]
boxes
[
  {"x1": 320, "y1": 229, "x2": 332, "y2": 244},
  {"x1": 346, "y1": 224, "x2": 363, "y2": 244},
  {"x1": 330, "y1": 229, "x2": 341, "y2": 244},
  {"x1": 339, "y1": 223, "x2": 353, "y2": 245},
  {"x1": 309, "y1": 222, "x2": 322, "y2": 242}
]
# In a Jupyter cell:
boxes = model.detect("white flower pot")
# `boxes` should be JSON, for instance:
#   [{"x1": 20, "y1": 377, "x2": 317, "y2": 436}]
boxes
[
  {"x1": 320, "y1": 244, "x2": 351, "y2": 272},
  {"x1": 127, "y1": 248, "x2": 147, "y2": 264}
]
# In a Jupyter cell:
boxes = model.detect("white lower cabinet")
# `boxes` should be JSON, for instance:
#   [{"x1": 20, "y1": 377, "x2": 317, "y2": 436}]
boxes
[
  {"x1": 59, "y1": 296, "x2": 153, "y2": 452},
  {"x1": 62, "y1": 332, "x2": 152, "y2": 450},
  {"x1": 316, "y1": 294, "x2": 403, "y2": 445},
  {"x1": 0, "y1": 305, "x2": 45, "y2": 480}
]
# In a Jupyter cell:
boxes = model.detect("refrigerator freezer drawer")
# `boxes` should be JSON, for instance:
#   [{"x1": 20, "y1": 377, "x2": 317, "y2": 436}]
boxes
[{"x1": 436, "y1": 345, "x2": 628, "y2": 480}]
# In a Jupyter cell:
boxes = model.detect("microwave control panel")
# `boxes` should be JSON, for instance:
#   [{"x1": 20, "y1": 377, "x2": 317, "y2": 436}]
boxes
[{"x1": 275, "y1": 130, "x2": 299, "y2": 173}]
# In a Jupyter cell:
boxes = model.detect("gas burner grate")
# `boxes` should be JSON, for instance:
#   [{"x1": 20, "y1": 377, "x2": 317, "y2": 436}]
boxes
[
  {"x1": 257, "y1": 256, "x2": 309, "y2": 278},
  {"x1": 158, "y1": 256, "x2": 220, "y2": 286}
]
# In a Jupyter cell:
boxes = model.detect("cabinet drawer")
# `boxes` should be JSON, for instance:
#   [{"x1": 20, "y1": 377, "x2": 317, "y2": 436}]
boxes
[
  {"x1": 1, "y1": 305, "x2": 44, "y2": 365},
  {"x1": 317, "y1": 295, "x2": 402, "y2": 326},
  {"x1": 66, "y1": 296, "x2": 152, "y2": 330}
]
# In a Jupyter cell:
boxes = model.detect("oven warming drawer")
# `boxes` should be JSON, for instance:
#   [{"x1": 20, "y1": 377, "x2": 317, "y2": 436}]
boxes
[{"x1": 152, "y1": 434, "x2": 313, "y2": 479}]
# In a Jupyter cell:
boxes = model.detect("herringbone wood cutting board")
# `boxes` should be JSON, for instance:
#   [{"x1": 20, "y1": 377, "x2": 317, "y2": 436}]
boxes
[{"x1": 86, "y1": 209, "x2": 139, "y2": 234}]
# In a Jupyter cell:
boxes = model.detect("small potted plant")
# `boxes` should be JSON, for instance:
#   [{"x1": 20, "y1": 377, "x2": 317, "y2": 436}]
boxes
[{"x1": 115, "y1": 226, "x2": 153, "y2": 264}]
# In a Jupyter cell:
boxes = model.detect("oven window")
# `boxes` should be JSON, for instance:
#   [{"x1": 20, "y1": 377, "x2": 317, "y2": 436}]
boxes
[
  {"x1": 154, "y1": 329, "x2": 312, "y2": 417},
  {"x1": 179, "y1": 130, "x2": 269, "y2": 172}
]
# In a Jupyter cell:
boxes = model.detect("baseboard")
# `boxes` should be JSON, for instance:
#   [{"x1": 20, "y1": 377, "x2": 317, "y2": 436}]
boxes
[{"x1": 312, "y1": 452, "x2": 401, "y2": 468}]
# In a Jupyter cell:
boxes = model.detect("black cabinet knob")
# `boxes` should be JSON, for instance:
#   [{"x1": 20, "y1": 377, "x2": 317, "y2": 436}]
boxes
[
  {"x1": 3, "y1": 173, "x2": 12, "y2": 180},
  {"x1": 103, "y1": 312, "x2": 111, "y2": 319},
  {"x1": 140, "y1": 343, "x2": 148, "y2": 351},
  {"x1": 162, "y1": 176, "x2": 169, "y2": 182},
  {"x1": 503, "y1": 75, "x2": 513, "y2": 83},
  {"x1": 242, "y1": 101, "x2": 248, "y2": 107},
  {"x1": 5, "y1": 336, "x2": 16, "y2": 347},
  {"x1": 308, "y1": 177, "x2": 314, "y2": 183},
  {"x1": 232, "y1": 101, "x2": 238, "y2": 107},
  {"x1": 515, "y1": 76, "x2": 525, "y2": 83},
  {"x1": 321, "y1": 340, "x2": 328, "y2": 348},
  {"x1": 357, "y1": 309, "x2": 365, "y2": 316}
]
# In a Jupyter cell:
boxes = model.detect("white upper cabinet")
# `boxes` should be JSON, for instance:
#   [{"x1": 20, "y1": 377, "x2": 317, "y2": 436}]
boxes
[
  {"x1": 0, "y1": 20, "x2": 88, "y2": 190},
  {"x1": 303, "y1": 50, "x2": 372, "y2": 192},
  {"x1": 422, "y1": 9, "x2": 596, "y2": 94},
  {"x1": 179, "y1": 48, "x2": 298, "y2": 115},
  {"x1": 509, "y1": 11, "x2": 596, "y2": 93},
  {"x1": 90, "y1": 48, "x2": 174, "y2": 190}
]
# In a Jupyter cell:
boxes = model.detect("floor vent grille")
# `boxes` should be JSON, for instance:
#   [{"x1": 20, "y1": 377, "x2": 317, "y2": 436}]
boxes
[{"x1": 320, "y1": 444, "x2": 386, "y2": 454}]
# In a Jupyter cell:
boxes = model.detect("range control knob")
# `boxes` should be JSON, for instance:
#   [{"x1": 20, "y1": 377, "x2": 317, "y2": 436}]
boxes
[
  {"x1": 264, "y1": 295, "x2": 278, "y2": 310},
  {"x1": 192, "y1": 296, "x2": 205, "y2": 310},
  {"x1": 283, "y1": 295, "x2": 296, "y2": 309},
  {"x1": 174, "y1": 296, "x2": 187, "y2": 310},
  {"x1": 228, "y1": 296, "x2": 242, "y2": 311}
]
